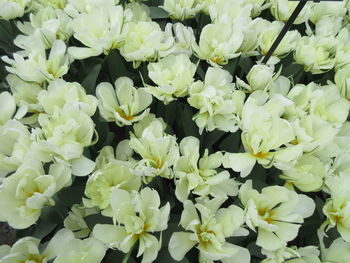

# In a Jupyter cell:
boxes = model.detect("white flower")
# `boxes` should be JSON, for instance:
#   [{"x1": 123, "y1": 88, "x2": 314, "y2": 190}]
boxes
[
  {"x1": 223, "y1": 91, "x2": 302, "y2": 177},
  {"x1": 0, "y1": 91, "x2": 16, "y2": 125},
  {"x1": 236, "y1": 64, "x2": 278, "y2": 92},
  {"x1": 188, "y1": 67, "x2": 245, "y2": 133},
  {"x1": 208, "y1": 0, "x2": 252, "y2": 24},
  {"x1": 33, "y1": 106, "x2": 96, "y2": 176},
  {"x1": 294, "y1": 35, "x2": 336, "y2": 74},
  {"x1": 44, "y1": 228, "x2": 107, "y2": 263},
  {"x1": 323, "y1": 174, "x2": 350, "y2": 242},
  {"x1": 335, "y1": 64, "x2": 350, "y2": 100},
  {"x1": 0, "y1": 228, "x2": 106, "y2": 263},
  {"x1": 161, "y1": 0, "x2": 203, "y2": 20},
  {"x1": 120, "y1": 21, "x2": 174, "y2": 66},
  {"x1": 96, "y1": 77, "x2": 152, "y2": 126},
  {"x1": 261, "y1": 246, "x2": 320, "y2": 263},
  {"x1": 0, "y1": 161, "x2": 71, "y2": 229},
  {"x1": 83, "y1": 146, "x2": 141, "y2": 216},
  {"x1": 257, "y1": 20, "x2": 300, "y2": 62},
  {"x1": 129, "y1": 119, "x2": 179, "y2": 181},
  {"x1": 146, "y1": 54, "x2": 196, "y2": 103},
  {"x1": 174, "y1": 136, "x2": 239, "y2": 202},
  {"x1": 15, "y1": 7, "x2": 73, "y2": 52},
  {"x1": 3, "y1": 40, "x2": 72, "y2": 84},
  {"x1": 280, "y1": 154, "x2": 326, "y2": 192},
  {"x1": 68, "y1": 4, "x2": 127, "y2": 59},
  {"x1": 38, "y1": 79, "x2": 97, "y2": 116},
  {"x1": 0, "y1": 0, "x2": 30, "y2": 20},
  {"x1": 93, "y1": 187, "x2": 170, "y2": 263},
  {"x1": 269, "y1": 0, "x2": 311, "y2": 24},
  {"x1": 169, "y1": 199, "x2": 250, "y2": 263},
  {"x1": 7, "y1": 74, "x2": 43, "y2": 114},
  {"x1": 171, "y1": 23, "x2": 196, "y2": 56},
  {"x1": 193, "y1": 22, "x2": 244, "y2": 66},
  {"x1": 0, "y1": 120, "x2": 32, "y2": 179},
  {"x1": 322, "y1": 238, "x2": 350, "y2": 263},
  {"x1": 309, "y1": 1, "x2": 347, "y2": 24},
  {"x1": 63, "y1": 205, "x2": 98, "y2": 238},
  {"x1": 239, "y1": 180, "x2": 315, "y2": 251}
]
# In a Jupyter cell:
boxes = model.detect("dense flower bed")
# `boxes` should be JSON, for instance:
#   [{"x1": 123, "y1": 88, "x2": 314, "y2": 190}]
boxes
[{"x1": 1, "y1": 0, "x2": 350, "y2": 262}]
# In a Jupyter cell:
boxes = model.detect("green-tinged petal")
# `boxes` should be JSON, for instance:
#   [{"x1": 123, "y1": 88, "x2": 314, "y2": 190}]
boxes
[
  {"x1": 217, "y1": 205, "x2": 244, "y2": 237},
  {"x1": 96, "y1": 82, "x2": 118, "y2": 109},
  {"x1": 71, "y1": 156, "x2": 96, "y2": 176},
  {"x1": 221, "y1": 245, "x2": 250, "y2": 263},
  {"x1": 92, "y1": 224, "x2": 127, "y2": 247},
  {"x1": 169, "y1": 232, "x2": 197, "y2": 261},
  {"x1": 0, "y1": 92, "x2": 16, "y2": 125},
  {"x1": 222, "y1": 152, "x2": 256, "y2": 177},
  {"x1": 257, "y1": 229, "x2": 285, "y2": 251},
  {"x1": 44, "y1": 228, "x2": 75, "y2": 259},
  {"x1": 68, "y1": 47, "x2": 101, "y2": 59},
  {"x1": 181, "y1": 200, "x2": 200, "y2": 230}
]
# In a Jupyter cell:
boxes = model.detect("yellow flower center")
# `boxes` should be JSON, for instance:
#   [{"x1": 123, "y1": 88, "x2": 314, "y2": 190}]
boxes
[
  {"x1": 115, "y1": 109, "x2": 134, "y2": 121},
  {"x1": 252, "y1": 152, "x2": 270, "y2": 159},
  {"x1": 211, "y1": 56, "x2": 223, "y2": 64}
]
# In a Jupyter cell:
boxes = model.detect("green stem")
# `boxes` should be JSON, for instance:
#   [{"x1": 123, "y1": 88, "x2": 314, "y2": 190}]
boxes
[{"x1": 121, "y1": 248, "x2": 133, "y2": 263}]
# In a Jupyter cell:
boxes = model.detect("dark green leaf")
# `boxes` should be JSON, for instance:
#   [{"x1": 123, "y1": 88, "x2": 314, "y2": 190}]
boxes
[
  {"x1": 81, "y1": 63, "x2": 102, "y2": 94},
  {"x1": 149, "y1": 7, "x2": 169, "y2": 19},
  {"x1": 107, "y1": 50, "x2": 129, "y2": 82},
  {"x1": 32, "y1": 220, "x2": 58, "y2": 239},
  {"x1": 85, "y1": 213, "x2": 113, "y2": 230},
  {"x1": 182, "y1": 105, "x2": 199, "y2": 137},
  {"x1": 239, "y1": 57, "x2": 253, "y2": 74},
  {"x1": 57, "y1": 184, "x2": 85, "y2": 207}
]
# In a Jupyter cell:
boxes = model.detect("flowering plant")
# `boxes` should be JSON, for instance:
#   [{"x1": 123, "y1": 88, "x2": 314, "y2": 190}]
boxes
[{"x1": 0, "y1": 0, "x2": 350, "y2": 262}]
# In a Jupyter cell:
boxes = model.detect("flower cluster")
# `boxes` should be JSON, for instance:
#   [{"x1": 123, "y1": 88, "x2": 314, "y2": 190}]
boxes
[{"x1": 0, "y1": 0, "x2": 350, "y2": 262}]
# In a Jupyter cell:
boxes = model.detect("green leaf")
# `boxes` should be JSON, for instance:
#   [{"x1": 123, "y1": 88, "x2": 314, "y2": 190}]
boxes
[
  {"x1": 32, "y1": 219, "x2": 58, "y2": 239},
  {"x1": 202, "y1": 130, "x2": 226, "y2": 150},
  {"x1": 157, "y1": 247, "x2": 190, "y2": 263},
  {"x1": 239, "y1": 57, "x2": 253, "y2": 74},
  {"x1": 105, "y1": 249, "x2": 138, "y2": 263},
  {"x1": 81, "y1": 63, "x2": 102, "y2": 94},
  {"x1": 85, "y1": 213, "x2": 113, "y2": 230},
  {"x1": 149, "y1": 7, "x2": 169, "y2": 19},
  {"x1": 218, "y1": 132, "x2": 241, "y2": 153},
  {"x1": 107, "y1": 50, "x2": 129, "y2": 83},
  {"x1": 40, "y1": 205, "x2": 67, "y2": 224},
  {"x1": 182, "y1": 105, "x2": 199, "y2": 137},
  {"x1": 57, "y1": 184, "x2": 85, "y2": 207}
]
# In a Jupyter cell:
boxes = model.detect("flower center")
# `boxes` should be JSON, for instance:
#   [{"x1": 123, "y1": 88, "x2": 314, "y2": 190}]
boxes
[{"x1": 115, "y1": 109, "x2": 134, "y2": 121}]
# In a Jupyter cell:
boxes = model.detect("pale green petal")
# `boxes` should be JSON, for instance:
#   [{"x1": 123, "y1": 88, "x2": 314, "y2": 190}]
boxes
[
  {"x1": 223, "y1": 152, "x2": 256, "y2": 177},
  {"x1": 71, "y1": 156, "x2": 96, "y2": 176},
  {"x1": 92, "y1": 224, "x2": 127, "y2": 247},
  {"x1": 110, "y1": 189, "x2": 134, "y2": 219},
  {"x1": 257, "y1": 229, "x2": 285, "y2": 251},
  {"x1": 68, "y1": 47, "x2": 101, "y2": 59},
  {"x1": 0, "y1": 91, "x2": 16, "y2": 125},
  {"x1": 293, "y1": 194, "x2": 315, "y2": 218},
  {"x1": 96, "y1": 82, "x2": 118, "y2": 109},
  {"x1": 180, "y1": 200, "x2": 200, "y2": 230},
  {"x1": 217, "y1": 205, "x2": 244, "y2": 237},
  {"x1": 273, "y1": 221, "x2": 300, "y2": 242},
  {"x1": 0, "y1": 244, "x2": 10, "y2": 258},
  {"x1": 222, "y1": 245, "x2": 250, "y2": 263},
  {"x1": 44, "y1": 228, "x2": 75, "y2": 259},
  {"x1": 140, "y1": 234, "x2": 160, "y2": 263},
  {"x1": 168, "y1": 232, "x2": 197, "y2": 261}
]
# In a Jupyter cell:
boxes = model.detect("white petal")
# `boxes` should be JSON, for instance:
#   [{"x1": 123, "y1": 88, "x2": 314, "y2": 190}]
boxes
[
  {"x1": 71, "y1": 156, "x2": 95, "y2": 176},
  {"x1": 223, "y1": 152, "x2": 256, "y2": 177},
  {"x1": 0, "y1": 91, "x2": 16, "y2": 124},
  {"x1": 168, "y1": 232, "x2": 197, "y2": 261}
]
